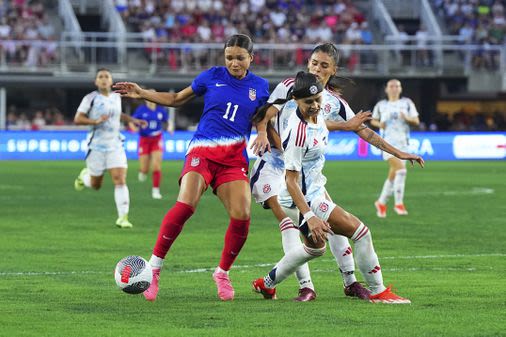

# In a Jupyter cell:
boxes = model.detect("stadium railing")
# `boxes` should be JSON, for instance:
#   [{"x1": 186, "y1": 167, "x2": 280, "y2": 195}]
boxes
[{"x1": 0, "y1": 34, "x2": 505, "y2": 78}]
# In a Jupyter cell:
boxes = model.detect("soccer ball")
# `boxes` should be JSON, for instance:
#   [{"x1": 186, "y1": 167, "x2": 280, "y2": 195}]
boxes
[{"x1": 114, "y1": 256, "x2": 153, "y2": 294}]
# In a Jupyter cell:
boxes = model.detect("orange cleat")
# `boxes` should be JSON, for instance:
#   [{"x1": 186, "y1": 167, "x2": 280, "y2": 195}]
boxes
[
  {"x1": 252, "y1": 278, "x2": 277, "y2": 299},
  {"x1": 374, "y1": 201, "x2": 387, "y2": 218},
  {"x1": 369, "y1": 286, "x2": 411, "y2": 304},
  {"x1": 394, "y1": 204, "x2": 408, "y2": 215}
]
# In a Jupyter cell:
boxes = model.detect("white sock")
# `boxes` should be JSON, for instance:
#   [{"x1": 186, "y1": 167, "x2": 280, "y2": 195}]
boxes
[
  {"x1": 264, "y1": 244, "x2": 325, "y2": 288},
  {"x1": 279, "y1": 217, "x2": 314, "y2": 290},
  {"x1": 378, "y1": 179, "x2": 393, "y2": 204},
  {"x1": 215, "y1": 266, "x2": 228, "y2": 274},
  {"x1": 149, "y1": 255, "x2": 164, "y2": 269},
  {"x1": 351, "y1": 222, "x2": 386, "y2": 295},
  {"x1": 83, "y1": 172, "x2": 91, "y2": 188},
  {"x1": 138, "y1": 172, "x2": 147, "y2": 182},
  {"x1": 114, "y1": 184, "x2": 130, "y2": 217},
  {"x1": 152, "y1": 187, "x2": 160, "y2": 193},
  {"x1": 394, "y1": 169, "x2": 407, "y2": 205},
  {"x1": 328, "y1": 234, "x2": 357, "y2": 286}
]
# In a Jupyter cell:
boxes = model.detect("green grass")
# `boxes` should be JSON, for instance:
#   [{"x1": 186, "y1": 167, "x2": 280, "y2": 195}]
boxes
[{"x1": 0, "y1": 160, "x2": 505, "y2": 337}]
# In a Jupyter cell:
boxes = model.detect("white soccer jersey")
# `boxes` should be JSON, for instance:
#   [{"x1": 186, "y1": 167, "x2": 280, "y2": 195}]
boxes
[
  {"x1": 282, "y1": 108, "x2": 329, "y2": 202},
  {"x1": 260, "y1": 78, "x2": 355, "y2": 168},
  {"x1": 76, "y1": 91, "x2": 125, "y2": 152},
  {"x1": 372, "y1": 97, "x2": 418, "y2": 148}
]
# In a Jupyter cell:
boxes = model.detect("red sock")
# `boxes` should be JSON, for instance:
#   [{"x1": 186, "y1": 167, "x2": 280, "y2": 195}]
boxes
[
  {"x1": 152, "y1": 201, "x2": 194, "y2": 258},
  {"x1": 219, "y1": 218, "x2": 250, "y2": 271},
  {"x1": 152, "y1": 170, "x2": 161, "y2": 188}
]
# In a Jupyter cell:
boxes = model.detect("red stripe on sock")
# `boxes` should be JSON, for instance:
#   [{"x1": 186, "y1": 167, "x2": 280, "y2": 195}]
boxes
[{"x1": 355, "y1": 227, "x2": 369, "y2": 241}]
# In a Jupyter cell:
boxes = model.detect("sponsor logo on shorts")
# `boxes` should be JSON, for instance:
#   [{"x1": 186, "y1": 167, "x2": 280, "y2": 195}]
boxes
[
  {"x1": 191, "y1": 157, "x2": 200, "y2": 167},
  {"x1": 319, "y1": 202, "x2": 329, "y2": 212},
  {"x1": 263, "y1": 184, "x2": 271, "y2": 193}
]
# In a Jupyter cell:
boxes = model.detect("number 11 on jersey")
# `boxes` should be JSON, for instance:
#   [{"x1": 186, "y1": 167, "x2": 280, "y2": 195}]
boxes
[{"x1": 223, "y1": 102, "x2": 238, "y2": 122}]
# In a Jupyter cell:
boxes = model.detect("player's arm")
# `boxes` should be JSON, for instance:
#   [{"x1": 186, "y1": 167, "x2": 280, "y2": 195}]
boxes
[
  {"x1": 325, "y1": 110, "x2": 372, "y2": 131},
  {"x1": 121, "y1": 113, "x2": 147, "y2": 128},
  {"x1": 285, "y1": 170, "x2": 331, "y2": 243},
  {"x1": 355, "y1": 127, "x2": 425, "y2": 168},
  {"x1": 74, "y1": 111, "x2": 108, "y2": 126},
  {"x1": 401, "y1": 113, "x2": 420, "y2": 126},
  {"x1": 114, "y1": 82, "x2": 196, "y2": 107},
  {"x1": 251, "y1": 104, "x2": 279, "y2": 155},
  {"x1": 370, "y1": 103, "x2": 383, "y2": 129}
]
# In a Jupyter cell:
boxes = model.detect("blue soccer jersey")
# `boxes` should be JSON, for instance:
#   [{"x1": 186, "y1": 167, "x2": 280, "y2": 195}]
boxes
[
  {"x1": 188, "y1": 66, "x2": 269, "y2": 166},
  {"x1": 133, "y1": 104, "x2": 168, "y2": 137}
]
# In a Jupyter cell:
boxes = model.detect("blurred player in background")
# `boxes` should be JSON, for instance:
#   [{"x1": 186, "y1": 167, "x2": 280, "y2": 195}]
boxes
[
  {"x1": 114, "y1": 34, "x2": 269, "y2": 302},
  {"x1": 371, "y1": 79, "x2": 420, "y2": 218},
  {"x1": 252, "y1": 72, "x2": 424, "y2": 303},
  {"x1": 73, "y1": 68, "x2": 147, "y2": 228},
  {"x1": 250, "y1": 43, "x2": 372, "y2": 302},
  {"x1": 129, "y1": 93, "x2": 171, "y2": 199}
]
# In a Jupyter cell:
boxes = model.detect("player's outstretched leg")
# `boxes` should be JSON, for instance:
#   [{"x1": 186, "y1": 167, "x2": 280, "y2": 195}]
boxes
[
  {"x1": 351, "y1": 223, "x2": 410, "y2": 304},
  {"x1": 115, "y1": 184, "x2": 132, "y2": 228},
  {"x1": 253, "y1": 244, "x2": 325, "y2": 300},
  {"x1": 143, "y1": 201, "x2": 195, "y2": 301},
  {"x1": 278, "y1": 215, "x2": 316, "y2": 302}
]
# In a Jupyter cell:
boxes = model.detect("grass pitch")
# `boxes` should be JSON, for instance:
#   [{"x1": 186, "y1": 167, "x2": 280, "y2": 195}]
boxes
[{"x1": 0, "y1": 160, "x2": 505, "y2": 337}]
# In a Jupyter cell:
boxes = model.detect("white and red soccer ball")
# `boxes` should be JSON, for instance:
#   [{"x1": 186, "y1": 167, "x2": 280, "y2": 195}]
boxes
[{"x1": 114, "y1": 256, "x2": 152, "y2": 294}]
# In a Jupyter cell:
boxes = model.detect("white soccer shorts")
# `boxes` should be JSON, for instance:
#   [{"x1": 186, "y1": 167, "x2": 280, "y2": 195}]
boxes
[
  {"x1": 250, "y1": 159, "x2": 284, "y2": 204},
  {"x1": 86, "y1": 147, "x2": 127, "y2": 176}
]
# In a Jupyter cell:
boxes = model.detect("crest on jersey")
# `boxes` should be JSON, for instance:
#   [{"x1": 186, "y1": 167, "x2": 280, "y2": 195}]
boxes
[
  {"x1": 263, "y1": 184, "x2": 271, "y2": 194},
  {"x1": 324, "y1": 103, "x2": 331, "y2": 114},
  {"x1": 249, "y1": 88, "x2": 256, "y2": 101},
  {"x1": 190, "y1": 157, "x2": 200, "y2": 167},
  {"x1": 319, "y1": 202, "x2": 329, "y2": 212}
]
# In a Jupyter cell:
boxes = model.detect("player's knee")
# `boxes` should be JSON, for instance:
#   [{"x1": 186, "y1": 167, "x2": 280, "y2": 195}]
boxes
[
  {"x1": 230, "y1": 207, "x2": 250, "y2": 220},
  {"x1": 302, "y1": 243, "x2": 326, "y2": 257},
  {"x1": 91, "y1": 183, "x2": 101, "y2": 190}
]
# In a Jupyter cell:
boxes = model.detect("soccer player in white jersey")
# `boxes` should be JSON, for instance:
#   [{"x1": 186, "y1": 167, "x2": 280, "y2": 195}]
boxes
[
  {"x1": 250, "y1": 43, "x2": 372, "y2": 301},
  {"x1": 252, "y1": 72, "x2": 424, "y2": 303},
  {"x1": 73, "y1": 68, "x2": 147, "y2": 228},
  {"x1": 371, "y1": 79, "x2": 420, "y2": 217}
]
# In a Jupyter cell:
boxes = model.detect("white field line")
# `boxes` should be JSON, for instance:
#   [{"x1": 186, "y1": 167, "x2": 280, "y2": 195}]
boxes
[{"x1": 0, "y1": 253, "x2": 504, "y2": 277}]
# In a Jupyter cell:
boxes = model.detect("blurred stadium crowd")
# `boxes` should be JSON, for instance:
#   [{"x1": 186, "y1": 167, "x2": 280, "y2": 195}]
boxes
[{"x1": 2, "y1": 0, "x2": 506, "y2": 131}]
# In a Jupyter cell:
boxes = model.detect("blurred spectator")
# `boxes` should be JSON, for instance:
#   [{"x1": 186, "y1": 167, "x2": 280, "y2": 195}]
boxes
[{"x1": 415, "y1": 25, "x2": 431, "y2": 66}]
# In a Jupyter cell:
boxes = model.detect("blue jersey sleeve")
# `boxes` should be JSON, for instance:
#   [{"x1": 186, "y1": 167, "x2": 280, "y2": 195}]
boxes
[
  {"x1": 191, "y1": 67, "x2": 216, "y2": 96},
  {"x1": 160, "y1": 107, "x2": 169, "y2": 122}
]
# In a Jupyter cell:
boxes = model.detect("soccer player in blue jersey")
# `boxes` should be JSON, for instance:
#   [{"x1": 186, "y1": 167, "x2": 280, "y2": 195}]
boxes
[
  {"x1": 129, "y1": 95, "x2": 169, "y2": 199},
  {"x1": 114, "y1": 34, "x2": 269, "y2": 302}
]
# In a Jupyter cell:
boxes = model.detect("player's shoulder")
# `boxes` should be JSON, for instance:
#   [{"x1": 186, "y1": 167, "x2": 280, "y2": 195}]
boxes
[
  {"x1": 278, "y1": 77, "x2": 295, "y2": 90},
  {"x1": 83, "y1": 90, "x2": 99, "y2": 101},
  {"x1": 400, "y1": 97, "x2": 414, "y2": 104}
]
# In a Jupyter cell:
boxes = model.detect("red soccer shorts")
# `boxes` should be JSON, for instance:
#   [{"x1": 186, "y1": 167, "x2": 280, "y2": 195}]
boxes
[
  {"x1": 179, "y1": 152, "x2": 249, "y2": 192},
  {"x1": 138, "y1": 134, "x2": 163, "y2": 156}
]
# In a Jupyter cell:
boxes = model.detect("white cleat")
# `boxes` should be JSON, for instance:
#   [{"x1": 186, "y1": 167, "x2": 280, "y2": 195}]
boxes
[
  {"x1": 138, "y1": 172, "x2": 147, "y2": 182},
  {"x1": 152, "y1": 188, "x2": 162, "y2": 199}
]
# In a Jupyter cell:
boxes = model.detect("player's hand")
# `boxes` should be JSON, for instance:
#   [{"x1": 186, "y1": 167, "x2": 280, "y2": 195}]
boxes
[
  {"x1": 113, "y1": 82, "x2": 143, "y2": 99},
  {"x1": 94, "y1": 114, "x2": 109, "y2": 125},
  {"x1": 397, "y1": 152, "x2": 425, "y2": 168},
  {"x1": 250, "y1": 131, "x2": 270, "y2": 156},
  {"x1": 132, "y1": 118, "x2": 148, "y2": 128},
  {"x1": 347, "y1": 110, "x2": 372, "y2": 131},
  {"x1": 307, "y1": 216, "x2": 332, "y2": 244}
]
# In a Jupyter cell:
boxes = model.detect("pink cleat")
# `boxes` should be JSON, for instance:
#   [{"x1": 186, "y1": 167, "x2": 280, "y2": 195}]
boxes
[
  {"x1": 212, "y1": 268, "x2": 235, "y2": 301},
  {"x1": 143, "y1": 268, "x2": 160, "y2": 302},
  {"x1": 293, "y1": 287, "x2": 316, "y2": 302}
]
